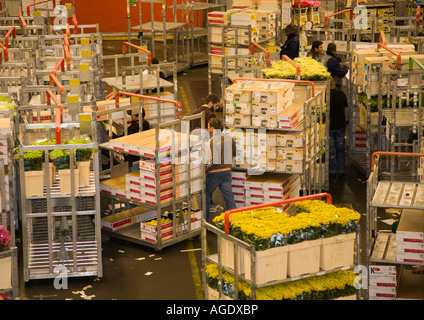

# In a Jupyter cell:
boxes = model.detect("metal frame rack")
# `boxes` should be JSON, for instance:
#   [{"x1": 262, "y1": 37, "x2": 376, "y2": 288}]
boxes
[
  {"x1": 0, "y1": 110, "x2": 18, "y2": 298},
  {"x1": 366, "y1": 151, "x2": 424, "y2": 300},
  {"x1": 201, "y1": 192, "x2": 360, "y2": 300},
  {"x1": 175, "y1": 0, "x2": 226, "y2": 67},
  {"x1": 97, "y1": 92, "x2": 206, "y2": 251},
  {"x1": 101, "y1": 41, "x2": 177, "y2": 95},
  {"x1": 348, "y1": 50, "x2": 424, "y2": 177},
  {"x1": 127, "y1": 0, "x2": 190, "y2": 74},
  {"x1": 14, "y1": 103, "x2": 103, "y2": 282},
  {"x1": 207, "y1": 21, "x2": 277, "y2": 95},
  {"x1": 223, "y1": 77, "x2": 330, "y2": 195}
]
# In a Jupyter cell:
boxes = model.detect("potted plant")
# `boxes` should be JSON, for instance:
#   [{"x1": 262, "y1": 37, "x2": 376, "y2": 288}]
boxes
[
  {"x1": 65, "y1": 138, "x2": 94, "y2": 186},
  {"x1": 15, "y1": 148, "x2": 45, "y2": 197},
  {"x1": 50, "y1": 148, "x2": 79, "y2": 195},
  {"x1": 0, "y1": 225, "x2": 12, "y2": 291},
  {"x1": 31, "y1": 139, "x2": 56, "y2": 187}
]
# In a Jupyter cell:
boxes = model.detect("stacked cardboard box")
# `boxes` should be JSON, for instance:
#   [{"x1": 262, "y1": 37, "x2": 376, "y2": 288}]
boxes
[
  {"x1": 244, "y1": 173, "x2": 300, "y2": 210},
  {"x1": 209, "y1": 8, "x2": 277, "y2": 74},
  {"x1": 368, "y1": 265, "x2": 399, "y2": 300},
  {"x1": 246, "y1": 9, "x2": 275, "y2": 40},
  {"x1": 396, "y1": 209, "x2": 424, "y2": 264},
  {"x1": 225, "y1": 81, "x2": 295, "y2": 129},
  {"x1": 232, "y1": 126, "x2": 315, "y2": 174},
  {"x1": 140, "y1": 210, "x2": 202, "y2": 243},
  {"x1": 351, "y1": 44, "x2": 417, "y2": 88},
  {"x1": 231, "y1": 170, "x2": 248, "y2": 208}
]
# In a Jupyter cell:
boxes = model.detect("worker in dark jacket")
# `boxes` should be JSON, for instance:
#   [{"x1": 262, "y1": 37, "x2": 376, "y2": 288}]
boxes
[
  {"x1": 280, "y1": 25, "x2": 299, "y2": 60},
  {"x1": 321, "y1": 43, "x2": 348, "y2": 88},
  {"x1": 329, "y1": 77, "x2": 348, "y2": 177},
  {"x1": 206, "y1": 118, "x2": 236, "y2": 220},
  {"x1": 307, "y1": 40, "x2": 324, "y2": 61},
  {"x1": 190, "y1": 93, "x2": 220, "y2": 132}
]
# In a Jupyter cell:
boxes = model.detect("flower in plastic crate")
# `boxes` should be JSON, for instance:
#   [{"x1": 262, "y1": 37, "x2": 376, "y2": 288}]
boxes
[{"x1": 0, "y1": 225, "x2": 10, "y2": 252}]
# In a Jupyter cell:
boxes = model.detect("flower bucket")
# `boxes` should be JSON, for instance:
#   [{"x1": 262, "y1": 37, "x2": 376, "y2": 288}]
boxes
[
  {"x1": 58, "y1": 169, "x2": 80, "y2": 195},
  {"x1": 78, "y1": 161, "x2": 91, "y2": 186},
  {"x1": 42, "y1": 162, "x2": 56, "y2": 187},
  {"x1": 320, "y1": 232, "x2": 356, "y2": 271},
  {"x1": 0, "y1": 255, "x2": 12, "y2": 290},
  {"x1": 24, "y1": 170, "x2": 45, "y2": 197},
  {"x1": 287, "y1": 238, "x2": 322, "y2": 278}
]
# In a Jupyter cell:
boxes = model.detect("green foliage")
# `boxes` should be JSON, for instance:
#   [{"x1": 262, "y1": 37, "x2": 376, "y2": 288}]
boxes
[{"x1": 65, "y1": 138, "x2": 94, "y2": 162}]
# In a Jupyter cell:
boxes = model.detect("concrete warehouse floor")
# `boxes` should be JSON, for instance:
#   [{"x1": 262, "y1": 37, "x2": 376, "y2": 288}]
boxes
[{"x1": 13, "y1": 39, "x2": 388, "y2": 301}]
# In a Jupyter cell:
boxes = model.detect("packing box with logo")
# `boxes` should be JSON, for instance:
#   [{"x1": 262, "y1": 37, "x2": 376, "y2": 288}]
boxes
[
  {"x1": 276, "y1": 159, "x2": 303, "y2": 173},
  {"x1": 251, "y1": 82, "x2": 294, "y2": 107},
  {"x1": 226, "y1": 102, "x2": 251, "y2": 115},
  {"x1": 369, "y1": 286, "x2": 397, "y2": 299},
  {"x1": 251, "y1": 103, "x2": 283, "y2": 116},
  {"x1": 233, "y1": 114, "x2": 252, "y2": 127},
  {"x1": 225, "y1": 82, "x2": 254, "y2": 103},
  {"x1": 208, "y1": 11, "x2": 229, "y2": 24},
  {"x1": 276, "y1": 132, "x2": 303, "y2": 148},
  {"x1": 252, "y1": 115, "x2": 277, "y2": 128},
  {"x1": 226, "y1": 26, "x2": 258, "y2": 37},
  {"x1": 230, "y1": 12, "x2": 257, "y2": 26},
  {"x1": 277, "y1": 147, "x2": 303, "y2": 161},
  {"x1": 396, "y1": 208, "x2": 424, "y2": 243},
  {"x1": 101, "y1": 206, "x2": 156, "y2": 231},
  {"x1": 278, "y1": 104, "x2": 303, "y2": 129}
]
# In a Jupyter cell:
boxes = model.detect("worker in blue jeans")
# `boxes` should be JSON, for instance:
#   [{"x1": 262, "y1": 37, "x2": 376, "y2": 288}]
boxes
[
  {"x1": 205, "y1": 118, "x2": 236, "y2": 221},
  {"x1": 329, "y1": 77, "x2": 348, "y2": 177}
]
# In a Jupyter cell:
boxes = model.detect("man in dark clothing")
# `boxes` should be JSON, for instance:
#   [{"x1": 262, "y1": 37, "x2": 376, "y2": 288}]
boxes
[
  {"x1": 329, "y1": 77, "x2": 348, "y2": 177},
  {"x1": 190, "y1": 93, "x2": 220, "y2": 132},
  {"x1": 321, "y1": 43, "x2": 348, "y2": 89},
  {"x1": 205, "y1": 118, "x2": 236, "y2": 221},
  {"x1": 307, "y1": 40, "x2": 324, "y2": 61},
  {"x1": 280, "y1": 25, "x2": 299, "y2": 60}
]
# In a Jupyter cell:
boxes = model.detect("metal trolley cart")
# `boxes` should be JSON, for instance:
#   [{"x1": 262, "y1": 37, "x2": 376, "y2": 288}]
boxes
[
  {"x1": 366, "y1": 151, "x2": 424, "y2": 300},
  {"x1": 201, "y1": 192, "x2": 360, "y2": 300},
  {"x1": 98, "y1": 92, "x2": 206, "y2": 251}
]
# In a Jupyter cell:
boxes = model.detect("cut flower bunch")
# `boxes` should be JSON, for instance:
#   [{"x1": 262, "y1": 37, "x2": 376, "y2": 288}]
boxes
[
  {"x1": 206, "y1": 263, "x2": 356, "y2": 300},
  {"x1": 262, "y1": 57, "x2": 331, "y2": 81},
  {"x1": 213, "y1": 200, "x2": 360, "y2": 250}
]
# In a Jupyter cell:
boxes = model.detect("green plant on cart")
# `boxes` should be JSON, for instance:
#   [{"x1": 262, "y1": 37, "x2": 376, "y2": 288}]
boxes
[
  {"x1": 49, "y1": 148, "x2": 77, "y2": 170},
  {"x1": 65, "y1": 138, "x2": 94, "y2": 162},
  {"x1": 14, "y1": 148, "x2": 44, "y2": 171}
]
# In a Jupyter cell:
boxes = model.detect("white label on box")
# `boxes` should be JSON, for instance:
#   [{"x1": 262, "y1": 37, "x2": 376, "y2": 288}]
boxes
[{"x1": 369, "y1": 265, "x2": 397, "y2": 275}]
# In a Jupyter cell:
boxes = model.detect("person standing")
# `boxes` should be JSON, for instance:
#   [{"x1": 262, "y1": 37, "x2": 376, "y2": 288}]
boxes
[
  {"x1": 205, "y1": 118, "x2": 236, "y2": 221},
  {"x1": 308, "y1": 40, "x2": 324, "y2": 61},
  {"x1": 321, "y1": 43, "x2": 348, "y2": 89},
  {"x1": 280, "y1": 25, "x2": 299, "y2": 60},
  {"x1": 190, "y1": 94, "x2": 220, "y2": 132},
  {"x1": 329, "y1": 77, "x2": 348, "y2": 177}
]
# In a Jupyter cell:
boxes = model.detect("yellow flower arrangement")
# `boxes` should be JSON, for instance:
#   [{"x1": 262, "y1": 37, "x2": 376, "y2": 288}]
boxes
[
  {"x1": 205, "y1": 263, "x2": 357, "y2": 300},
  {"x1": 212, "y1": 200, "x2": 361, "y2": 250}
]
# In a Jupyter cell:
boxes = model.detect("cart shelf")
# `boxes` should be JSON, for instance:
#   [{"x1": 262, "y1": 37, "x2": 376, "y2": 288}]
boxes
[{"x1": 371, "y1": 181, "x2": 424, "y2": 209}]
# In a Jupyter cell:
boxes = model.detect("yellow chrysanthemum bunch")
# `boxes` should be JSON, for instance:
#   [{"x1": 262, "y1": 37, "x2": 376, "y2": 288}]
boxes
[
  {"x1": 261, "y1": 57, "x2": 331, "y2": 81},
  {"x1": 205, "y1": 263, "x2": 357, "y2": 300},
  {"x1": 212, "y1": 200, "x2": 361, "y2": 250}
]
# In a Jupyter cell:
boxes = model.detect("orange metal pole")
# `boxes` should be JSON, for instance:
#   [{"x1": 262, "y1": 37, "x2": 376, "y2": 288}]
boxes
[
  {"x1": 115, "y1": 91, "x2": 183, "y2": 118},
  {"x1": 371, "y1": 151, "x2": 424, "y2": 172},
  {"x1": 224, "y1": 193, "x2": 333, "y2": 234}
]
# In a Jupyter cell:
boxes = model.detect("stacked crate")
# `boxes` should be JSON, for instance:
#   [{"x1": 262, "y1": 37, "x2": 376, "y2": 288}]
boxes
[
  {"x1": 244, "y1": 173, "x2": 300, "y2": 210},
  {"x1": 396, "y1": 209, "x2": 424, "y2": 265},
  {"x1": 225, "y1": 80, "x2": 296, "y2": 129},
  {"x1": 208, "y1": 8, "x2": 277, "y2": 74},
  {"x1": 368, "y1": 265, "x2": 399, "y2": 300},
  {"x1": 231, "y1": 171, "x2": 248, "y2": 208}
]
